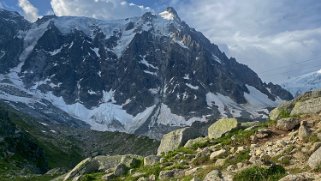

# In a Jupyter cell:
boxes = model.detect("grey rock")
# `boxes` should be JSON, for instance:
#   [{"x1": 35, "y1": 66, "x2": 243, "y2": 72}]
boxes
[
  {"x1": 210, "y1": 149, "x2": 226, "y2": 160},
  {"x1": 63, "y1": 158, "x2": 99, "y2": 181},
  {"x1": 298, "y1": 121, "x2": 310, "y2": 141},
  {"x1": 157, "y1": 127, "x2": 201, "y2": 155},
  {"x1": 144, "y1": 155, "x2": 160, "y2": 166},
  {"x1": 203, "y1": 170, "x2": 224, "y2": 181},
  {"x1": 114, "y1": 164, "x2": 127, "y2": 176},
  {"x1": 208, "y1": 118, "x2": 239, "y2": 139},
  {"x1": 276, "y1": 118, "x2": 300, "y2": 131},
  {"x1": 159, "y1": 169, "x2": 184, "y2": 180},
  {"x1": 308, "y1": 146, "x2": 321, "y2": 169},
  {"x1": 279, "y1": 174, "x2": 307, "y2": 181},
  {"x1": 291, "y1": 97, "x2": 321, "y2": 116}
]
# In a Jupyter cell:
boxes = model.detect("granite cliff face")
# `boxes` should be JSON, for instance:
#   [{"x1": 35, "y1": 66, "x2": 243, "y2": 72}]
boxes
[{"x1": 0, "y1": 8, "x2": 293, "y2": 138}]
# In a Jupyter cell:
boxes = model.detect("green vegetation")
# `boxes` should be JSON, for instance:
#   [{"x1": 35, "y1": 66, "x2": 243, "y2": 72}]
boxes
[
  {"x1": 278, "y1": 108, "x2": 291, "y2": 119},
  {"x1": 233, "y1": 165, "x2": 286, "y2": 181},
  {"x1": 223, "y1": 149, "x2": 250, "y2": 168}
]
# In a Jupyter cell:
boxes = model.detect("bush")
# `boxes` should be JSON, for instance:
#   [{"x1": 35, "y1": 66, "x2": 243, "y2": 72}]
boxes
[{"x1": 233, "y1": 165, "x2": 286, "y2": 181}]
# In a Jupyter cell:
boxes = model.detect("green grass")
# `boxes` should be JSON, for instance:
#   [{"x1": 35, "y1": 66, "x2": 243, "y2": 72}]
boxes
[
  {"x1": 79, "y1": 172, "x2": 105, "y2": 181},
  {"x1": 278, "y1": 108, "x2": 291, "y2": 119},
  {"x1": 233, "y1": 165, "x2": 286, "y2": 181},
  {"x1": 223, "y1": 149, "x2": 250, "y2": 169}
]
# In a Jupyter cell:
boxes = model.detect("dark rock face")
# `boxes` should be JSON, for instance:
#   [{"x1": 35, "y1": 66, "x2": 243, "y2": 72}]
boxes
[
  {"x1": 0, "y1": 8, "x2": 293, "y2": 138},
  {"x1": 0, "y1": 10, "x2": 30, "y2": 73},
  {"x1": 0, "y1": 108, "x2": 48, "y2": 173}
]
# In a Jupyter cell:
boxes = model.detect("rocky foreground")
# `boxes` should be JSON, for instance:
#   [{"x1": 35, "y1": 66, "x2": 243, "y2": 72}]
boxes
[{"x1": 53, "y1": 90, "x2": 321, "y2": 181}]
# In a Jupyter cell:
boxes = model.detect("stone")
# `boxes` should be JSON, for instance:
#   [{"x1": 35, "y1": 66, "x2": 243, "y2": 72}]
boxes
[
  {"x1": 291, "y1": 96, "x2": 321, "y2": 116},
  {"x1": 298, "y1": 121, "x2": 310, "y2": 141},
  {"x1": 45, "y1": 168, "x2": 66, "y2": 176},
  {"x1": 149, "y1": 174, "x2": 156, "y2": 181},
  {"x1": 159, "y1": 169, "x2": 184, "y2": 180},
  {"x1": 101, "y1": 173, "x2": 115, "y2": 181},
  {"x1": 203, "y1": 170, "x2": 224, "y2": 181},
  {"x1": 185, "y1": 167, "x2": 203, "y2": 176},
  {"x1": 210, "y1": 149, "x2": 226, "y2": 160},
  {"x1": 184, "y1": 137, "x2": 208, "y2": 148},
  {"x1": 215, "y1": 159, "x2": 226, "y2": 167},
  {"x1": 276, "y1": 118, "x2": 300, "y2": 131},
  {"x1": 236, "y1": 146, "x2": 245, "y2": 153},
  {"x1": 63, "y1": 158, "x2": 99, "y2": 181},
  {"x1": 114, "y1": 164, "x2": 127, "y2": 176},
  {"x1": 308, "y1": 146, "x2": 321, "y2": 169},
  {"x1": 120, "y1": 155, "x2": 142, "y2": 168},
  {"x1": 279, "y1": 174, "x2": 307, "y2": 181},
  {"x1": 309, "y1": 142, "x2": 321, "y2": 153},
  {"x1": 190, "y1": 177, "x2": 202, "y2": 181},
  {"x1": 208, "y1": 118, "x2": 239, "y2": 139},
  {"x1": 157, "y1": 127, "x2": 201, "y2": 155},
  {"x1": 144, "y1": 155, "x2": 160, "y2": 166}
]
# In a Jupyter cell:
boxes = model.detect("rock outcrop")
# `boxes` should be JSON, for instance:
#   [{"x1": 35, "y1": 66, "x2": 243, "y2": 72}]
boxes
[
  {"x1": 208, "y1": 118, "x2": 239, "y2": 139},
  {"x1": 157, "y1": 127, "x2": 201, "y2": 155},
  {"x1": 63, "y1": 154, "x2": 142, "y2": 181},
  {"x1": 276, "y1": 118, "x2": 300, "y2": 131},
  {"x1": 308, "y1": 147, "x2": 321, "y2": 169}
]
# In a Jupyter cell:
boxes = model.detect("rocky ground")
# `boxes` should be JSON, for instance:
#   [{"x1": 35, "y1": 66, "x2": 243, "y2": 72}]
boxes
[{"x1": 55, "y1": 90, "x2": 321, "y2": 181}]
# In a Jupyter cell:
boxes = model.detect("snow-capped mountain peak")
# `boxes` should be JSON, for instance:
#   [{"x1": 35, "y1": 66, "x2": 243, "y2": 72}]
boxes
[
  {"x1": 159, "y1": 7, "x2": 180, "y2": 21},
  {"x1": 0, "y1": 8, "x2": 293, "y2": 139}
]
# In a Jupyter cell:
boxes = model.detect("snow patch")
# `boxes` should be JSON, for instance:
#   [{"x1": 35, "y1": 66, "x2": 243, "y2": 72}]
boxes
[
  {"x1": 144, "y1": 70, "x2": 157, "y2": 76},
  {"x1": 155, "y1": 104, "x2": 207, "y2": 126},
  {"x1": 186, "y1": 83, "x2": 199, "y2": 90},
  {"x1": 139, "y1": 56, "x2": 158, "y2": 69},
  {"x1": 159, "y1": 10, "x2": 175, "y2": 20},
  {"x1": 91, "y1": 47, "x2": 100, "y2": 58},
  {"x1": 244, "y1": 85, "x2": 278, "y2": 107},
  {"x1": 49, "y1": 46, "x2": 63, "y2": 56}
]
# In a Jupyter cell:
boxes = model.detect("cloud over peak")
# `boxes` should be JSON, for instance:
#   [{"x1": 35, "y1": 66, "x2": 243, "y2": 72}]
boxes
[
  {"x1": 50, "y1": 0, "x2": 151, "y2": 20},
  {"x1": 18, "y1": 0, "x2": 39, "y2": 22}
]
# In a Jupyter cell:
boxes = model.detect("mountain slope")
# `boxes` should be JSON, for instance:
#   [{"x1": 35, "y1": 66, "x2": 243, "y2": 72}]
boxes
[
  {"x1": 0, "y1": 102, "x2": 158, "y2": 180},
  {"x1": 0, "y1": 8, "x2": 293, "y2": 138},
  {"x1": 282, "y1": 69, "x2": 321, "y2": 97}
]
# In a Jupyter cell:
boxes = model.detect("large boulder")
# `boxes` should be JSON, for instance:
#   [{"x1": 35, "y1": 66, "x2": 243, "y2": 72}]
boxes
[
  {"x1": 308, "y1": 147, "x2": 321, "y2": 169},
  {"x1": 144, "y1": 155, "x2": 160, "y2": 166},
  {"x1": 64, "y1": 154, "x2": 142, "y2": 180},
  {"x1": 208, "y1": 118, "x2": 239, "y2": 139},
  {"x1": 63, "y1": 158, "x2": 99, "y2": 181},
  {"x1": 276, "y1": 118, "x2": 300, "y2": 131},
  {"x1": 157, "y1": 127, "x2": 201, "y2": 155},
  {"x1": 291, "y1": 96, "x2": 321, "y2": 116}
]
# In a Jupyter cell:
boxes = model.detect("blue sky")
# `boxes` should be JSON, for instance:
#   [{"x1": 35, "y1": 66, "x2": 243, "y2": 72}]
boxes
[{"x1": 1, "y1": 0, "x2": 321, "y2": 83}]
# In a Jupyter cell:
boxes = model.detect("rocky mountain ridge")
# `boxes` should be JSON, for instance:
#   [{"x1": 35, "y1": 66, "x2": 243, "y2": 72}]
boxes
[{"x1": 0, "y1": 8, "x2": 293, "y2": 138}]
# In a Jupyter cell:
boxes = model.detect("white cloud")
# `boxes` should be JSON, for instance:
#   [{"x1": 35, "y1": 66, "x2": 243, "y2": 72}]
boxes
[
  {"x1": 50, "y1": 0, "x2": 151, "y2": 20},
  {"x1": 0, "y1": 2, "x2": 3, "y2": 8},
  {"x1": 18, "y1": 0, "x2": 39, "y2": 22},
  {"x1": 174, "y1": 0, "x2": 321, "y2": 83}
]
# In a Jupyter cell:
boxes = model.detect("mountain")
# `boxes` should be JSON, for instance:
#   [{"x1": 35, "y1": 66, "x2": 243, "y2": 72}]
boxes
[
  {"x1": 282, "y1": 69, "x2": 321, "y2": 97},
  {"x1": 0, "y1": 8, "x2": 293, "y2": 139}
]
